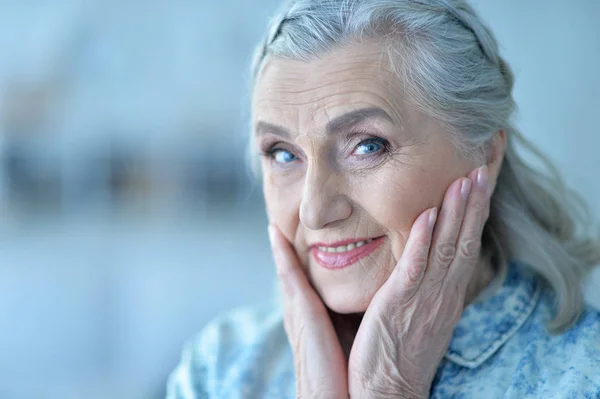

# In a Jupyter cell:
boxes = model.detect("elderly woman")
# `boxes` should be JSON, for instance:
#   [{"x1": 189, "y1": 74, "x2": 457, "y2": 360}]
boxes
[{"x1": 167, "y1": 0, "x2": 600, "y2": 397}]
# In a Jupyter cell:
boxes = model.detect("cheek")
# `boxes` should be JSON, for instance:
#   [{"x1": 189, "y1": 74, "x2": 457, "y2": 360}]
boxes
[{"x1": 349, "y1": 168, "x2": 447, "y2": 258}]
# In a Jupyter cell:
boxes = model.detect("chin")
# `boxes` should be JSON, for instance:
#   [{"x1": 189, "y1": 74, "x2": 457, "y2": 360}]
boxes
[{"x1": 318, "y1": 283, "x2": 374, "y2": 314}]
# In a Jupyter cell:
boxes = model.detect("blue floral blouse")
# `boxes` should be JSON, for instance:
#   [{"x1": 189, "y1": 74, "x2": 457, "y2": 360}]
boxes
[{"x1": 166, "y1": 262, "x2": 600, "y2": 398}]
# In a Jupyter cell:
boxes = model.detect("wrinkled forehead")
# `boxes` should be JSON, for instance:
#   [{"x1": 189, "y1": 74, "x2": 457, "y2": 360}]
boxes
[{"x1": 251, "y1": 41, "x2": 409, "y2": 132}]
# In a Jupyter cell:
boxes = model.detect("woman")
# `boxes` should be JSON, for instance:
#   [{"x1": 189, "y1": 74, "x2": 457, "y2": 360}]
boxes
[{"x1": 167, "y1": 0, "x2": 600, "y2": 397}]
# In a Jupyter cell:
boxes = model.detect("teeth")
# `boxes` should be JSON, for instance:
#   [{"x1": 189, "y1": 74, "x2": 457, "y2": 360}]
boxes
[{"x1": 318, "y1": 239, "x2": 374, "y2": 253}]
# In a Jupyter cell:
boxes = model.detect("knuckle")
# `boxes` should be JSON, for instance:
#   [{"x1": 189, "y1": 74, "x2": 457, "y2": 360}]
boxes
[
  {"x1": 416, "y1": 235, "x2": 431, "y2": 248},
  {"x1": 459, "y1": 237, "x2": 481, "y2": 258},
  {"x1": 471, "y1": 200, "x2": 486, "y2": 215},
  {"x1": 404, "y1": 261, "x2": 425, "y2": 283},
  {"x1": 448, "y1": 208, "x2": 463, "y2": 223},
  {"x1": 434, "y1": 243, "x2": 456, "y2": 265},
  {"x1": 408, "y1": 238, "x2": 430, "y2": 263},
  {"x1": 412, "y1": 250, "x2": 429, "y2": 268}
]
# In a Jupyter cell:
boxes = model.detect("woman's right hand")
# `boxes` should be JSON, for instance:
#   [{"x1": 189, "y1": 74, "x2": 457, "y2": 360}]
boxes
[{"x1": 268, "y1": 225, "x2": 349, "y2": 399}]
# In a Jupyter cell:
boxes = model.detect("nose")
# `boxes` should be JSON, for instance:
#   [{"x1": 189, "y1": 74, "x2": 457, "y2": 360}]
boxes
[{"x1": 299, "y1": 161, "x2": 352, "y2": 230}]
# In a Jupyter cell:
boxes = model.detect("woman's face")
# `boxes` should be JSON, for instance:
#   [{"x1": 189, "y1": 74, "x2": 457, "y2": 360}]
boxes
[{"x1": 253, "y1": 41, "x2": 477, "y2": 314}]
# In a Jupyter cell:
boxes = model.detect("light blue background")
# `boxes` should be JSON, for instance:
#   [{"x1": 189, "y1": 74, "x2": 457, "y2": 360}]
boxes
[{"x1": 0, "y1": 1, "x2": 598, "y2": 398}]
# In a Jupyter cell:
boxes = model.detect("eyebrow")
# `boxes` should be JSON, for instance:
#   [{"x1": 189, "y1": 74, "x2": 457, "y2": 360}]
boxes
[{"x1": 254, "y1": 107, "x2": 394, "y2": 138}]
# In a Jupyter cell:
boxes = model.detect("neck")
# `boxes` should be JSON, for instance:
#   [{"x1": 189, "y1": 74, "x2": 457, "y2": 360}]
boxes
[{"x1": 464, "y1": 251, "x2": 497, "y2": 306}]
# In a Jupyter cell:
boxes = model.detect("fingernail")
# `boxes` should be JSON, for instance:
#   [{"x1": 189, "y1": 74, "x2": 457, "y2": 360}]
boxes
[
  {"x1": 460, "y1": 179, "x2": 472, "y2": 200},
  {"x1": 428, "y1": 207, "x2": 438, "y2": 227},
  {"x1": 477, "y1": 165, "x2": 488, "y2": 190}
]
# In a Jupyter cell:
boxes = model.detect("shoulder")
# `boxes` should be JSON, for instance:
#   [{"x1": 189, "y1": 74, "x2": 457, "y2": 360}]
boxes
[
  {"x1": 509, "y1": 292, "x2": 600, "y2": 396},
  {"x1": 435, "y1": 267, "x2": 600, "y2": 398},
  {"x1": 189, "y1": 300, "x2": 286, "y2": 357},
  {"x1": 166, "y1": 301, "x2": 293, "y2": 399},
  {"x1": 524, "y1": 290, "x2": 600, "y2": 352}
]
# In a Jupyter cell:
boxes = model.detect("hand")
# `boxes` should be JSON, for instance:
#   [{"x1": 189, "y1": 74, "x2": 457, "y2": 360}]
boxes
[
  {"x1": 268, "y1": 225, "x2": 349, "y2": 399},
  {"x1": 347, "y1": 165, "x2": 491, "y2": 399}
]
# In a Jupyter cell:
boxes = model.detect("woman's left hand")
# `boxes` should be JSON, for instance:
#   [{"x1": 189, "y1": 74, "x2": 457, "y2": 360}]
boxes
[{"x1": 347, "y1": 166, "x2": 491, "y2": 399}]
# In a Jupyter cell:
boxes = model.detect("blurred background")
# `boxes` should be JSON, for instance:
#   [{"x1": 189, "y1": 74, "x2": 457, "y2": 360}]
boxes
[{"x1": 0, "y1": 1, "x2": 599, "y2": 398}]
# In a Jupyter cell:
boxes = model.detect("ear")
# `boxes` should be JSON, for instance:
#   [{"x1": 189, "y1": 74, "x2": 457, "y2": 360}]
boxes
[{"x1": 486, "y1": 130, "x2": 506, "y2": 197}]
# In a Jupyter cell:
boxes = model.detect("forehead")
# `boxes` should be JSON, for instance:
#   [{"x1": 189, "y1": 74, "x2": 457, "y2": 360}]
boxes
[{"x1": 252, "y1": 40, "x2": 407, "y2": 128}]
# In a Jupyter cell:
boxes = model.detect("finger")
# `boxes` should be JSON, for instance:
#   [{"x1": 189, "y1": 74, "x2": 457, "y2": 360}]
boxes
[
  {"x1": 423, "y1": 177, "x2": 472, "y2": 289},
  {"x1": 389, "y1": 206, "x2": 438, "y2": 301},
  {"x1": 268, "y1": 225, "x2": 315, "y2": 302},
  {"x1": 268, "y1": 225, "x2": 349, "y2": 396},
  {"x1": 268, "y1": 224, "x2": 329, "y2": 334},
  {"x1": 445, "y1": 165, "x2": 490, "y2": 289}
]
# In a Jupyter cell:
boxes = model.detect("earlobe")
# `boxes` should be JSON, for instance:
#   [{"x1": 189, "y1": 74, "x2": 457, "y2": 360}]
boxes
[
  {"x1": 488, "y1": 130, "x2": 506, "y2": 166},
  {"x1": 486, "y1": 130, "x2": 507, "y2": 196}
]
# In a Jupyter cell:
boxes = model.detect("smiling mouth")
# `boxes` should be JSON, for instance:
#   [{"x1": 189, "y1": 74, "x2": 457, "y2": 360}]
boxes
[
  {"x1": 316, "y1": 238, "x2": 375, "y2": 253},
  {"x1": 311, "y1": 237, "x2": 384, "y2": 270}
]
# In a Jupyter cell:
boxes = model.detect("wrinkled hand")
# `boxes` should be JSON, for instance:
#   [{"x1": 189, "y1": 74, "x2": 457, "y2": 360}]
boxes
[
  {"x1": 268, "y1": 165, "x2": 491, "y2": 399},
  {"x1": 269, "y1": 225, "x2": 349, "y2": 399},
  {"x1": 347, "y1": 166, "x2": 491, "y2": 399}
]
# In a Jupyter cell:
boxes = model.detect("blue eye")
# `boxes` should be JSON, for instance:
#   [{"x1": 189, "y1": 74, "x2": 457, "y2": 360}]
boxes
[
  {"x1": 355, "y1": 138, "x2": 386, "y2": 155},
  {"x1": 273, "y1": 149, "x2": 297, "y2": 163}
]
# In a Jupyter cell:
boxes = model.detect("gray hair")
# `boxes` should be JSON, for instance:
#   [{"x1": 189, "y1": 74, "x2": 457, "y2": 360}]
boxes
[{"x1": 250, "y1": 0, "x2": 600, "y2": 332}]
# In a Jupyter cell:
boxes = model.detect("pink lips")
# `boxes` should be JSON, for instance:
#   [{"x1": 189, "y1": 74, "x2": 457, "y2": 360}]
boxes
[{"x1": 310, "y1": 237, "x2": 384, "y2": 270}]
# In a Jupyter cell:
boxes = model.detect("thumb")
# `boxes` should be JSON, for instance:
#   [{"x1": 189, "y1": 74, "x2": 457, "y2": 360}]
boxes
[
  {"x1": 268, "y1": 224, "x2": 314, "y2": 301},
  {"x1": 268, "y1": 225, "x2": 350, "y2": 398}
]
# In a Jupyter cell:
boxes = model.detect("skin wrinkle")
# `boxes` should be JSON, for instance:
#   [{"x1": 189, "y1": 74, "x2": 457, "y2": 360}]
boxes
[
  {"x1": 254, "y1": 39, "x2": 495, "y2": 318},
  {"x1": 261, "y1": 52, "x2": 405, "y2": 124}
]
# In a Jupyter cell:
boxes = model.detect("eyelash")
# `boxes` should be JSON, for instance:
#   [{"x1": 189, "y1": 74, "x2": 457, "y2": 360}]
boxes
[
  {"x1": 260, "y1": 144, "x2": 295, "y2": 162},
  {"x1": 353, "y1": 137, "x2": 391, "y2": 156},
  {"x1": 260, "y1": 135, "x2": 391, "y2": 163}
]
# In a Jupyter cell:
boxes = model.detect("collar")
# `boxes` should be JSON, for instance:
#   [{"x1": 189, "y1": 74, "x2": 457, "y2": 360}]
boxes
[{"x1": 444, "y1": 261, "x2": 541, "y2": 369}]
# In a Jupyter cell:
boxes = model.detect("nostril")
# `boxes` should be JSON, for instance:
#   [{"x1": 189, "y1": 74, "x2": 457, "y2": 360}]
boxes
[{"x1": 299, "y1": 195, "x2": 352, "y2": 231}]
